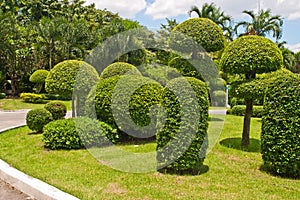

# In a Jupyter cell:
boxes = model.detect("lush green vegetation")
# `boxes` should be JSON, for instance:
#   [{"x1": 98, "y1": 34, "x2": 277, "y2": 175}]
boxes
[
  {"x1": 0, "y1": 98, "x2": 71, "y2": 110},
  {"x1": 0, "y1": 115, "x2": 299, "y2": 199}
]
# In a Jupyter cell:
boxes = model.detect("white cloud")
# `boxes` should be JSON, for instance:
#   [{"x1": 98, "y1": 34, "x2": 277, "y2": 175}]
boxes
[
  {"x1": 286, "y1": 43, "x2": 300, "y2": 53},
  {"x1": 145, "y1": 0, "x2": 198, "y2": 19},
  {"x1": 85, "y1": 0, "x2": 147, "y2": 18}
]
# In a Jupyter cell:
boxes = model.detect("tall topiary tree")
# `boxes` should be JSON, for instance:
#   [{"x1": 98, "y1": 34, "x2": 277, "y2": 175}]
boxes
[
  {"x1": 220, "y1": 35, "x2": 283, "y2": 147},
  {"x1": 45, "y1": 60, "x2": 99, "y2": 116}
]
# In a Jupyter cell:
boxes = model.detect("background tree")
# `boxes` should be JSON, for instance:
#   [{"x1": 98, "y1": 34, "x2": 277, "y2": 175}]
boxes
[
  {"x1": 235, "y1": 9, "x2": 283, "y2": 40},
  {"x1": 188, "y1": 3, "x2": 233, "y2": 40},
  {"x1": 220, "y1": 35, "x2": 283, "y2": 147}
]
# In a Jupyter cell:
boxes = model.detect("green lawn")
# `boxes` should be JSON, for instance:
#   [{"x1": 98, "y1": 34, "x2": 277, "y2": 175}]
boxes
[
  {"x1": 0, "y1": 115, "x2": 299, "y2": 200},
  {"x1": 0, "y1": 98, "x2": 72, "y2": 110}
]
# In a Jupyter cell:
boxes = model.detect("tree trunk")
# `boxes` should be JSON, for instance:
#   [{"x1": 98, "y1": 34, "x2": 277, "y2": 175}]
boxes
[
  {"x1": 242, "y1": 99, "x2": 253, "y2": 147},
  {"x1": 72, "y1": 94, "x2": 75, "y2": 118}
]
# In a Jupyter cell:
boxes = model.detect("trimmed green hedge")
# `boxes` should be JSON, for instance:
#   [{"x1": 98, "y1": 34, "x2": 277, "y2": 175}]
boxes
[
  {"x1": 43, "y1": 117, "x2": 116, "y2": 150},
  {"x1": 44, "y1": 101, "x2": 67, "y2": 120},
  {"x1": 227, "y1": 105, "x2": 263, "y2": 118},
  {"x1": 100, "y1": 62, "x2": 141, "y2": 79},
  {"x1": 168, "y1": 57, "x2": 203, "y2": 80},
  {"x1": 20, "y1": 93, "x2": 46, "y2": 103},
  {"x1": 170, "y1": 18, "x2": 225, "y2": 53},
  {"x1": 261, "y1": 73, "x2": 300, "y2": 178},
  {"x1": 26, "y1": 108, "x2": 53, "y2": 133},
  {"x1": 157, "y1": 77, "x2": 209, "y2": 174}
]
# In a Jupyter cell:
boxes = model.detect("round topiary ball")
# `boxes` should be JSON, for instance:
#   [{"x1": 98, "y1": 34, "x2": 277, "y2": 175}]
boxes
[
  {"x1": 220, "y1": 35, "x2": 283, "y2": 76},
  {"x1": 45, "y1": 60, "x2": 99, "y2": 98},
  {"x1": 29, "y1": 69, "x2": 49, "y2": 84},
  {"x1": 26, "y1": 108, "x2": 53, "y2": 133},
  {"x1": 100, "y1": 62, "x2": 141, "y2": 79},
  {"x1": 170, "y1": 18, "x2": 225, "y2": 53},
  {"x1": 44, "y1": 101, "x2": 67, "y2": 120}
]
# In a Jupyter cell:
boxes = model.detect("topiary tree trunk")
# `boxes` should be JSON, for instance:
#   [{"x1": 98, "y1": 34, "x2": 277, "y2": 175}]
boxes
[{"x1": 242, "y1": 99, "x2": 253, "y2": 147}]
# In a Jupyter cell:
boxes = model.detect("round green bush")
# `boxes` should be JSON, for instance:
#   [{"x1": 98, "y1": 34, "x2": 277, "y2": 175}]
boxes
[
  {"x1": 142, "y1": 65, "x2": 181, "y2": 85},
  {"x1": 26, "y1": 108, "x2": 53, "y2": 133},
  {"x1": 111, "y1": 75, "x2": 164, "y2": 139},
  {"x1": 29, "y1": 70, "x2": 49, "y2": 84},
  {"x1": 261, "y1": 73, "x2": 300, "y2": 178},
  {"x1": 157, "y1": 77, "x2": 209, "y2": 174},
  {"x1": 170, "y1": 18, "x2": 225, "y2": 53},
  {"x1": 100, "y1": 62, "x2": 141, "y2": 79},
  {"x1": 0, "y1": 93, "x2": 5, "y2": 99},
  {"x1": 88, "y1": 75, "x2": 164, "y2": 140},
  {"x1": 43, "y1": 117, "x2": 116, "y2": 150},
  {"x1": 168, "y1": 57, "x2": 203, "y2": 80},
  {"x1": 44, "y1": 101, "x2": 67, "y2": 120},
  {"x1": 220, "y1": 35, "x2": 283, "y2": 76},
  {"x1": 45, "y1": 60, "x2": 99, "y2": 98}
]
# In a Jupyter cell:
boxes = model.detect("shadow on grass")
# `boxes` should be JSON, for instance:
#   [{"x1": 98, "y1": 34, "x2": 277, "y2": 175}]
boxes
[
  {"x1": 208, "y1": 117, "x2": 224, "y2": 122},
  {"x1": 259, "y1": 164, "x2": 300, "y2": 180},
  {"x1": 158, "y1": 165, "x2": 209, "y2": 176},
  {"x1": 219, "y1": 137, "x2": 261, "y2": 152}
]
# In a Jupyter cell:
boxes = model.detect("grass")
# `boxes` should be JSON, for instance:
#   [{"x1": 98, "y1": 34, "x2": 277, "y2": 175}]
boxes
[
  {"x1": 0, "y1": 115, "x2": 299, "y2": 199},
  {"x1": 0, "y1": 98, "x2": 72, "y2": 111}
]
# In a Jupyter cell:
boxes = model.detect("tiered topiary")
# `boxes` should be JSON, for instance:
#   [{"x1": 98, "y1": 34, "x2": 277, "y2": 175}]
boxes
[
  {"x1": 26, "y1": 108, "x2": 53, "y2": 133},
  {"x1": 43, "y1": 117, "x2": 116, "y2": 150},
  {"x1": 261, "y1": 73, "x2": 300, "y2": 178},
  {"x1": 157, "y1": 77, "x2": 209, "y2": 174},
  {"x1": 99, "y1": 62, "x2": 141, "y2": 79},
  {"x1": 29, "y1": 69, "x2": 49, "y2": 93},
  {"x1": 44, "y1": 101, "x2": 67, "y2": 120}
]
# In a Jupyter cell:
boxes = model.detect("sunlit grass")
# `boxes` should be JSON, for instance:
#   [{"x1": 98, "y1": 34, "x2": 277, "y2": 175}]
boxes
[{"x1": 0, "y1": 115, "x2": 299, "y2": 199}]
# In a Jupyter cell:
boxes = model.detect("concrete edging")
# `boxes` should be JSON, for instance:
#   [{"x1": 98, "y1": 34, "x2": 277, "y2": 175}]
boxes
[{"x1": 0, "y1": 110, "x2": 79, "y2": 200}]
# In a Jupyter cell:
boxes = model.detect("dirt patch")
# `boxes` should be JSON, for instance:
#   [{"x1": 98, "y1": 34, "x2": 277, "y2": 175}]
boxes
[{"x1": 104, "y1": 183, "x2": 128, "y2": 195}]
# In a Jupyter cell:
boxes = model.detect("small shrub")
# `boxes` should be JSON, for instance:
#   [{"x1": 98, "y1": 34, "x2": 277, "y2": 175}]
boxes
[
  {"x1": 44, "y1": 101, "x2": 67, "y2": 120},
  {"x1": 157, "y1": 77, "x2": 209, "y2": 174},
  {"x1": 20, "y1": 93, "x2": 46, "y2": 103},
  {"x1": 26, "y1": 108, "x2": 53, "y2": 133},
  {"x1": 211, "y1": 90, "x2": 226, "y2": 106},
  {"x1": 227, "y1": 105, "x2": 263, "y2": 118},
  {"x1": 0, "y1": 93, "x2": 6, "y2": 99},
  {"x1": 100, "y1": 62, "x2": 141, "y2": 79},
  {"x1": 261, "y1": 73, "x2": 300, "y2": 178},
  {"x1": 43, "y1": 117, "x2": 116, "y2": 150}
]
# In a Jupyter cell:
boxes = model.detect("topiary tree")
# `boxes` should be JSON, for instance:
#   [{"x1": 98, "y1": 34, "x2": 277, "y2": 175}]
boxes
[
  {"x1": 261, "y1": 73, "x2": 300, "y2": 178},
  {"x1": 26, "y1": 108, "x2": 53, "y2": 133},
  {"x1": 220, "y1": 35, "x2": 283, "y2": 147},
  {"x1": 157, "y1": 77, "x2": 209, "y2": 174},
  {"x1": 170, "y1": 18, "x2": 225, "y2": 56},
  {"x1": 99, "y1": 62, "x2": 141, "y2": 79},
  {"x1": 29, "y1": 69, "x2": 49, "y2": 93},
  {"x1": 45, "y1": 60, "x2": 99, "y2": 117},
  {"x1": 87, "y1": 75, "x2": 164, "y2": 141},
  {"x1": 44, "y1": 101, "x2": 67, "y2": 120}
]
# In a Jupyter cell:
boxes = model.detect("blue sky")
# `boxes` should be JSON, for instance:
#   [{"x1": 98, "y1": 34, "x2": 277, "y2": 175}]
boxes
[{"x1": 85, "y1": 0, "x2": 300, "y2": 52}]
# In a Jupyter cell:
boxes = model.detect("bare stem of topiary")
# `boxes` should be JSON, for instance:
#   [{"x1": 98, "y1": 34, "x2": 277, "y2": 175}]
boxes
[{"x1": 242, "y1": 99, "x2": 253, "y2": 147}]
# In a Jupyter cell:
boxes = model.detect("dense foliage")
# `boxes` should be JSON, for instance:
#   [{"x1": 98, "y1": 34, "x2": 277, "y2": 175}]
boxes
[
  {"x1": 29, "y1": 70, "x2": 49, "y2": 84},
  {"x1": 227, "y1": 105, "x2": 263, "y2": 118},
  {"x1": 44, "y1": 101, "x2": 67, "y2": 120},
  {"x1": 43, "y1": 117, "x2": 115, "y2": 150},
  {"x1": 100, "y1": 62, "x2": 141, "y2": 79},
  {"x1": 157, "y1": 77, "x2": 209, "y2": 174},
  {"x1": 261, "y1": 73, "x2": 300, "y2": 178},
  {"x1": 26, "y1": 108, "x2": 53, "y2": 133},
  {"x1": 170, "y1": 18, "x2": 225, "y2": 53},
  {"x1": 20, "y1": 93, "x2": 46, "y2": 103}
]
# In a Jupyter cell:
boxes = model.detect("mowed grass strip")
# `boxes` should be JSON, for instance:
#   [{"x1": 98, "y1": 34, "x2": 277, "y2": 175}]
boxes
[{"x1": 0, "y1": 115, "x2": 299, "y2": 200}]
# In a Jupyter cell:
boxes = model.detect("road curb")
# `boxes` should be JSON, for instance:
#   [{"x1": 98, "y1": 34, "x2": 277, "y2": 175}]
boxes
[{"x1": 0, "y1": 159, "x2": 79, "y2": 200}]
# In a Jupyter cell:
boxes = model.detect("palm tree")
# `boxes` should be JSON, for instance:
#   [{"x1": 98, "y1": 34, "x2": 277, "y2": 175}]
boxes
[
  {"x1": 188, "y1": 3, "x2": 233, "y2": 40},
  {"x1": 235, "y1": 9, "x2": 283, "y2": 40}
]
